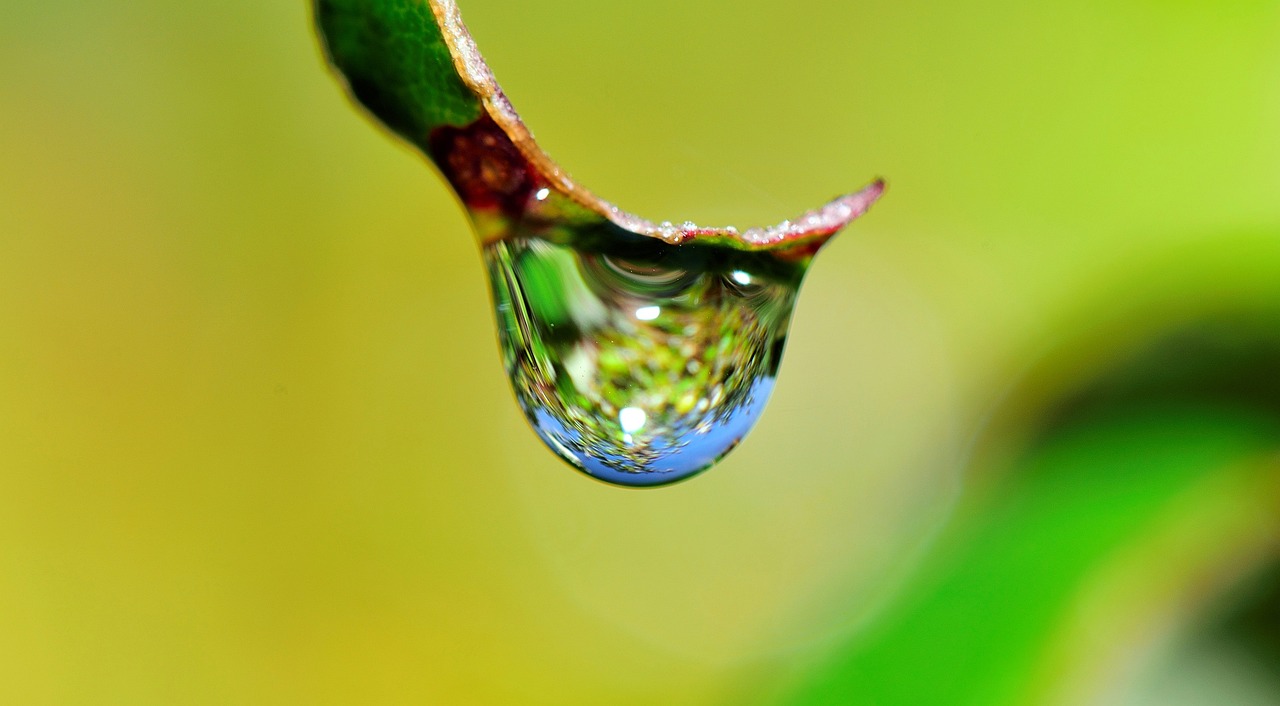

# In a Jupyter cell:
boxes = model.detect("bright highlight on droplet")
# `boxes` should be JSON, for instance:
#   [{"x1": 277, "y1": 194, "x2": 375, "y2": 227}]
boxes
[
  {"x1": 731, "y1": 270, "x2": 753, "y2": 286},
  {"x1": 534, "y1": 187, "x2": 550, "y2": 201},
  {"x1": 635, "y1": 305, "x2": 660, "y2": 321},
  {"x1": 619, "y1": 407, "x2": 647, "y2": 434}
]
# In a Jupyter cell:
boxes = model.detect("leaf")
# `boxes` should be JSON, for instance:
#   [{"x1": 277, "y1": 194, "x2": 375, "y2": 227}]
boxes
[
  {"x1": 316, "y1": 0, "x2": 481, "y2": 138},
  {"x1": 313, "y1": 0, "x2": 884, "y2": 254}
]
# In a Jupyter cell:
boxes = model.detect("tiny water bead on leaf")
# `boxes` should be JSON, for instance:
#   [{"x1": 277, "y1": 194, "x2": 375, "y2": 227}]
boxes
[{"x1": 315, "y1": 0, "x2": 884, "y2": 486}]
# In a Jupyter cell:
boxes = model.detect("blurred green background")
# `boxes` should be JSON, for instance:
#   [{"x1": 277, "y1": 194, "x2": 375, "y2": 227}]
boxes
[{"x1": 3, "y1": 1, "x2": 1280, "y2": 704}]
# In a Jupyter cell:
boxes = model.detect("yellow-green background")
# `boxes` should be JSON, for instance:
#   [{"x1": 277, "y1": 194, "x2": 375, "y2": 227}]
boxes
[{"x1": 3, "y1": 1, "x2": 1280, "y2": 704}]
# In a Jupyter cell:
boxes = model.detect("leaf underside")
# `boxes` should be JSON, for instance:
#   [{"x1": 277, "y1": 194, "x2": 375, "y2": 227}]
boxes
[{"x1": 314, "y1": 0, "x2": 884, "y2": 254}]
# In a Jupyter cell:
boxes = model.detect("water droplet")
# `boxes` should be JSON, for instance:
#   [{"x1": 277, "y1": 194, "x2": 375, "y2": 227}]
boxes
[
  {"x1": 484, "y1": 225, "x2": 810, "y2": 486},
  {"x1": 318, "y1": 0, "x2": 885, "y2": 486}
]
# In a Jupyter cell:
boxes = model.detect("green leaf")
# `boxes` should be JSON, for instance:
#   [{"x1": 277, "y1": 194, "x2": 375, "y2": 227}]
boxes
[
  {"x1": 313, "y1": 0, "x2": 883, "y2": 252},
  {"x1": 315, "y1": 0, "x2": 481, "y2": 143}
]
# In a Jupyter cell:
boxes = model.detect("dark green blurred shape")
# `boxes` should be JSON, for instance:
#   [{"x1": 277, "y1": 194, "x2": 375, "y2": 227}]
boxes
[{"x1": 785, "y1": 317, "x2": 1280, "y2": 705}]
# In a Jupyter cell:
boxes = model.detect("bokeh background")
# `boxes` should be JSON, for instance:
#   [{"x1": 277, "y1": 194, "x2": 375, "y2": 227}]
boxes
[{"x1": 4, "y1": 1, "x2": 1280, "y2": 704}]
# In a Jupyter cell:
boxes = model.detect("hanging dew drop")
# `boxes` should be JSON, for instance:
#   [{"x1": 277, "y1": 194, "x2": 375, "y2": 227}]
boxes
[
  {"x1": 484, "y1": 224, "x2": 812, "y2": 486},
  {"x1": 316, "y1": 0, "x2": 884, "y2": 486}
]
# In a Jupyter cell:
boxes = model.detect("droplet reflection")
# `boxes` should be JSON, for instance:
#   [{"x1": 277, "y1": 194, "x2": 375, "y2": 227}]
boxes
[{"x1": 484, "y1": 225, "x2": 809, "y2": 486}]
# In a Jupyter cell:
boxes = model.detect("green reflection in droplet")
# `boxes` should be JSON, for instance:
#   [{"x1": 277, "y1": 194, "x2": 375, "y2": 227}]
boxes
[{"x1": 484, "y1": 223, "x2": 812, "y2": 486}]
